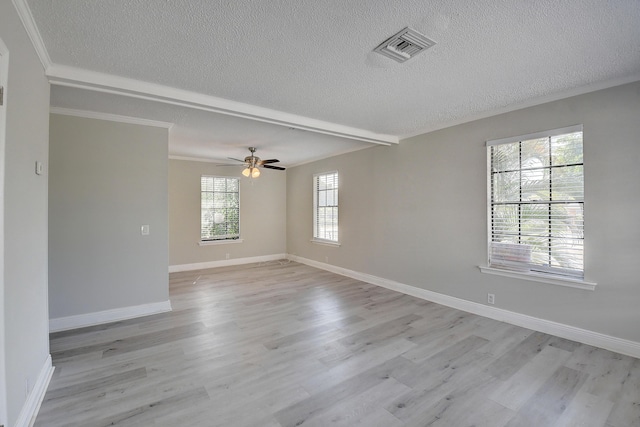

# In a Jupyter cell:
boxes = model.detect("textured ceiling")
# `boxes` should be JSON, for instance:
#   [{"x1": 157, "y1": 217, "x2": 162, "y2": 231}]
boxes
[{"x1": 25, "y1": 0, "x2": 640, "y2": 163}]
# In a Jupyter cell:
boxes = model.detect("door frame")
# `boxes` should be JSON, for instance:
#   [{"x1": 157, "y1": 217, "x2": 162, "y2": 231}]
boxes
[{"x1": 0, "y1": 35, "x2": 9, "y2": 426}]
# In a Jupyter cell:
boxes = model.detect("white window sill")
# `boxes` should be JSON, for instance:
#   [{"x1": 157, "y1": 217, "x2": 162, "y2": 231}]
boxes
[
  {"x1": 199, "y1": 239, "x2": 244, "y2": 246},
  {"x1": 311, "y1": 238, "x2": 341, "y2": 247},
  {"x1": 478, "y1": 265, "x2": 596, "y2": 291}
]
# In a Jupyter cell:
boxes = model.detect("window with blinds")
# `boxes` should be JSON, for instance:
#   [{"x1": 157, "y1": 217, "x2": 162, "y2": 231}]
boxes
[
  {"x1": 201, "y1": 176, "x2": 240, "y2": 241},
  {"x1": 313, "y1": 171, "x2": 339, "y2": 243},
  {"x1": 487, "y1": 125, "x2": 584, "y2": 278}
]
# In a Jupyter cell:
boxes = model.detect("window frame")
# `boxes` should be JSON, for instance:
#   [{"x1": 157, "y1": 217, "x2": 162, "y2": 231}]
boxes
[
  {"x1": 481, "y1": 125, "x2": 596, "y2": 290},
  {"x1": 312, "y1": 171, "x2": 340, "y2": 245},
  {"x1": 200, "y1": 175, "x2": 241, "y2": 243}
]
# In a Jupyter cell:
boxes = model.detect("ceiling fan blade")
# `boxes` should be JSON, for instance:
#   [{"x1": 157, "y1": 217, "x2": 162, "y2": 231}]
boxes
[
  {"x1": 259, "y1": 159, "x2": 280, "y2": 164},
  {"x1": 262, "y1": 165, "x2": 286, "y2": 170},
  {"x1": 227, "y1": 157, "x2": 246, "y2": 163}
]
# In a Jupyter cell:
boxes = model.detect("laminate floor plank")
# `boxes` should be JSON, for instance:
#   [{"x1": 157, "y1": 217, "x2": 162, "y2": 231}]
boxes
[
  {"x1": 554, "y1": 389, "x2": 615, "y2": 427},
  {"x1": 299, "y1": 377, "x2": 410, "y2": 427},
  {"x1": 505, "y1": 366, "x2": 589, "y2": 427},
  {"x1": 35, "y1": 261, "x2": 640, "y2": 426},
  {"x1": 605, "y1": 358, "x2": 640, "y2": 427},
  {"x1": 489, "y1": 345, "x2": 573, "y2": 411},
  {"x1": 484, "y1": 331, "x2": 553, "y2": 380}
]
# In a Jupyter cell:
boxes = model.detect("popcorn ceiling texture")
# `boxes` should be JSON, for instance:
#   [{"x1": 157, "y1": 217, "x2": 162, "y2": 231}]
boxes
[{"x1": 29, "y1": 0, "x2": 640, "y2": 138}]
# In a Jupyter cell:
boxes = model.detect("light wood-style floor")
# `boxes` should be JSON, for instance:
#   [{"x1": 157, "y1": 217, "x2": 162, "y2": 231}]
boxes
[{"x1": 36, "y1": 261, "x2": 640, "y2": 426}]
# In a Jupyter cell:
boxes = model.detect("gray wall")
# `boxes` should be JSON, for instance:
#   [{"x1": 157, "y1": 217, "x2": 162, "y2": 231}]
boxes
[
  {"x1": 49, "y1": 114, "x2": 169, "y2": 319},
  {"x1": 169, "y1": 159, "x2": 286, "y2": 266},
  {"x1": 287, "y1": 81, "x2": 640, "y2": 344},
  {"x1": 0, "y1": 2, "x2": 51, "y2": 425}
]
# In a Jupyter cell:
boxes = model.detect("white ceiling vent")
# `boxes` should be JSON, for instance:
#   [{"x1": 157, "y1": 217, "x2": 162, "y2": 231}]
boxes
[{"x1": 373, "y1": 27, "x2": 436, "y2": 63}]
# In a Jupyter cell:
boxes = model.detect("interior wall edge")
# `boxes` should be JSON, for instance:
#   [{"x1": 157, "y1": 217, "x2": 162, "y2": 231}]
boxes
[{"x1": 12, "y1": 355, "x2": 53, "y2": 427}]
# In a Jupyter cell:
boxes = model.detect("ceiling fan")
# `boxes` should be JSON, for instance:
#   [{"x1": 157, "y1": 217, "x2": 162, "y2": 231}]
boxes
[{"x1": 228, "y1": 147, "x2": 286, "y2": 178}]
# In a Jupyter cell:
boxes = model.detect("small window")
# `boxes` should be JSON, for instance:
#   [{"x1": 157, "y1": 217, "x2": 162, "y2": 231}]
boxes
[
  {"x1": 487, "y1": 125, "x2": 584, "y2": 279},
  {"x1": 313, "y1": 171, "x2": 339, "y2": 243},
  {"x1": 201, "y1": 176, "x2": 240, "y2": 241}
]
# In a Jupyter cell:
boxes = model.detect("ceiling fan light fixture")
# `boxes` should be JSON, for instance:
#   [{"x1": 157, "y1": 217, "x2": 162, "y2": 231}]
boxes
[{"x1": 232, "y1": 148, "x2": 285, "y2": 179}]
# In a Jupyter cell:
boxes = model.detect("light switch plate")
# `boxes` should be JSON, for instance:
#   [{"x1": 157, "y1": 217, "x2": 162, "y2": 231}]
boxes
[
  {"x1": 141, "y1": 225, "x2": 150, "y2": 235},
  {"x1": 35, "y1": 161, "x2": 43, "y2": 175}
]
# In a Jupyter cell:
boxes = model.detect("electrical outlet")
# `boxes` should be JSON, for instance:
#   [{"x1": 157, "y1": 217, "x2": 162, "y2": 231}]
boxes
[
  {"x1": 225, "y1": 253, "x2": 230, "y2": 260},
  {"x1": 487, "y1": 293, "x2": 495, "y2": 305}
]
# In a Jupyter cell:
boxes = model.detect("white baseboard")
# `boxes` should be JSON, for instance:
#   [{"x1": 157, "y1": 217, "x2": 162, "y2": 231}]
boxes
[
  {"x1": 49, "y1": 300, "x2": 172, "y2": 333},
  {"x1": 288, "y1": 254, "x2": 640, "y2": 359},
  {"x1": 169, "y1": 253, "x2": 288, "y2": 273},
  {"x1": 14, "y1": 355, "x2": 54, "y2": 427}
]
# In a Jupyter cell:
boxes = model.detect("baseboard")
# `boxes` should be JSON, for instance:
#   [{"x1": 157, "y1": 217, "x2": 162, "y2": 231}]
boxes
[
  {"x1": 49, "y1": 300, "x2": 172, "y2": 333},
  {"x1": 14, "y1": 355, "x2": 54, "y2": 427},
  {"x1": 169, "y1": 253, "x2": 288, "y2": 273},
  {"x1": 287, "y1": 254, "x2": 640, "y2": 359}
]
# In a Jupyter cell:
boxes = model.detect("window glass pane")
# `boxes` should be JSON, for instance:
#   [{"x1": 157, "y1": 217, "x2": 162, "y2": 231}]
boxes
[
  {"x1": 550, "y1": 238, "x2": 583, "y2": 271},
  {"x1": 319, "y1": 191, "x2": 326, "y2": 207},
  {"x1": 492, "y1": 204, "x2": 519, "y2": 239},
  {"x1": 227, "y1": 193, "x2": 239, "y2": 208},
  {"x1": 492, "y1": 144, "x2": 519, "y2": 171},
  {"x1": 524, "y1": 235, "x2": 551, "y2": 266},
  {"x1": 201, "y1": 177, "x2": 213, "y2": 192},
  {"x1": 318, "y1": 176, "x2": 327, "y2": 190},
  {"x1": 521, "y1": 168, "x2": 550, "y2": 201},
  {"x1": 552, "y1": 166, "x2": 584, "y2": 201},
  {"x1": 227, "y1": 178, "x2": 239, "y2": 192},
  {"x1": 550, "y1": 204, "x2": 583, "y2": 239},
  {"x1": 327, "y1": 189, "x2": 335, "y2": 206},
  {"x1": 521, "y1": 137, "x2": 550, "y2": 168},
  {"x1": 520, "y1": 203, "x2": 549, "y2": 238},
  {"x1": 213, "y1": 177, "x2": 226, "y2": 192},
  {"x1": 201, "y1": 192, "x2": 214, "y2": 209},
  {"x1": 493, "y1": 171, "x2": 520, "y2": 202},
  {"x1": 551, "y1": 132, "x2": 583, "y2": 166}
]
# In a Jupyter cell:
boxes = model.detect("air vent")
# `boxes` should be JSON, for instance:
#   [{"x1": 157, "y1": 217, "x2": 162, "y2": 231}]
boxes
[{"x1": 373, "y1": 27, "x2": 436, "y2": 63}]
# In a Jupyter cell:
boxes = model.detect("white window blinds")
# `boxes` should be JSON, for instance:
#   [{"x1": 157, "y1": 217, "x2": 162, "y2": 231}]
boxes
[
  {"x1": 201, "y1": 176, "x2": 240, "y2": 241},
  {"x1": 487, "y1": 125, "x2": 584, "y2": 278},
  {"x1": 313, "y1": 171, "x2": 339, "y2": 242}
]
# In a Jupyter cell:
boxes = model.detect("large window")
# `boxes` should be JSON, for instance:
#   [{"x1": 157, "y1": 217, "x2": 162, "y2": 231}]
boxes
[
  {"x1": 313, "y1": 171, "x2": 339, "y2": 243},
  {"x1": 201, "y1": 176, "x2": 240, "y2": 241},
  {"x1": 487, "y1": 125, "x2": 584, "y2": 279}
]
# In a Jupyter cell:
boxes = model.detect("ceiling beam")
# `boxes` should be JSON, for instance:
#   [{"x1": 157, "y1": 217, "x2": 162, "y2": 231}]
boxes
[{"x1": 47, "y1": 65, "x2": 398, "y2": 146}]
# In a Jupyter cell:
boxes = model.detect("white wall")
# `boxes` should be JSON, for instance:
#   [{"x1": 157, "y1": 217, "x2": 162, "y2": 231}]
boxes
[
  {"x1": 0, "y1": 1, "x2": 51, "y2": 425},
  {"x1": 169, "y1": 159, "x2": 287, "y2": 268},
  {"x1": 49, "y1": 114, "x2": 169, "y2": 320},
  {"x1": 287, "y1": 81, "x2": 640, "y2": 344}
]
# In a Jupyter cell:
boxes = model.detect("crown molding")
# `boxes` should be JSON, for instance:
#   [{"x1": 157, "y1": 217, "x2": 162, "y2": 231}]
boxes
[
  {"x1": 11, "y1": 0, "x2": 52, "y2": 71},
  {"x1": 46, "y1": 64, "x2": 398, "y2": 146},
  {"x1": 401, "y1": 74, "x2": 640, "y2": 140},
  {"x1": 50, "y1": 107, "x2": 174, "y2": 129}
]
